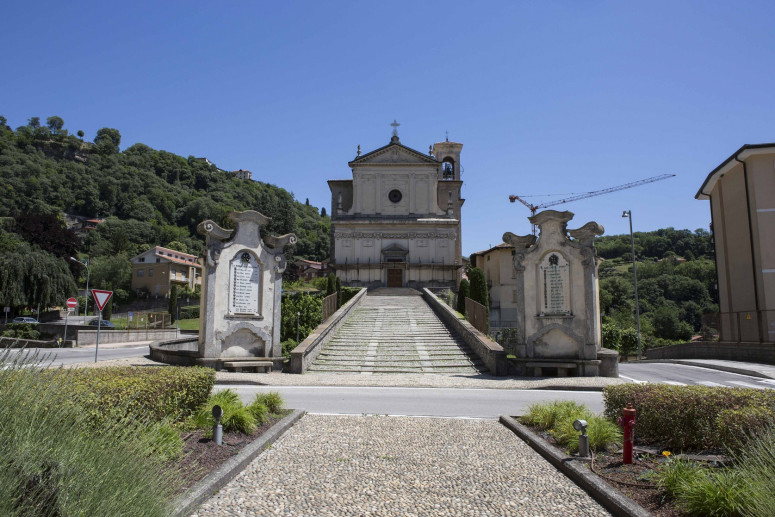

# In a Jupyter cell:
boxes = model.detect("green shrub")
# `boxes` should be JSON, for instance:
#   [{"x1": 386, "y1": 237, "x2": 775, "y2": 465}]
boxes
[
  {"x1": 142, "y1": 421, "x2": 185, "y2": 463},
  {"x1": 281, "y1": 339, "x2": 297, "y2": 359},
  {"x1": 252, "y1": 391, "x2": 284, "y2": 414},
  {"x1": 603, "y1": 383, "x2": 775, "y2": 450},
  {"x1": 523, "y1": 401, "x2": 621, "y2": 453},
  {"x1": 68, "y1": 366, "x2": 216, "y2": 428},
  {"x1": 457, "y1": 279, "x2": 470, "y2": 316},
  {"x1": 716, "y1": 406, "x2": 775, "y2": 452},
  {"x1": 586, "y1": 416, "x2": 623, "y2": 453},
  {"x1": 2, "y1": 323, "x2": 41, "y2": 340},
  {"x1": 192, "y1": 389, "x2": 257, "y2": 436},
  {"x1": 0, "y1": 349, "x2": 178, "y2": 516},
  {"x1": 179, "y1": 305, "x2": 200, "y2": 319},
  {"x1": 340, "y1": 286, "x2": 361, "y2": 306}
]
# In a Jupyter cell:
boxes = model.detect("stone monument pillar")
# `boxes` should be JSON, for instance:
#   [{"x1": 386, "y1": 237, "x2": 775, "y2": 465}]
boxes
[
  {"x1": 503, "y1": 210, "x2": 618, "y2": 377},
  {"x1": 196, "y1": 210, "x2": 296, "y2": 371}
]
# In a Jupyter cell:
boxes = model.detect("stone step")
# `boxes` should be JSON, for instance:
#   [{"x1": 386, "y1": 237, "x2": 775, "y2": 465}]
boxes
[{"x1": 309, "y1": 292, "x2": 484, "y2": 375}]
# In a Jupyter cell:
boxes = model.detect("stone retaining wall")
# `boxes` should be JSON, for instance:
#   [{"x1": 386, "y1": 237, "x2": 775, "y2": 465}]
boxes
[
  {"x1": 290, "y1": 288, "x2": 367, "y2": 374},
  {"x1": 422, "y1": 288, "x2": 509, "y2": 376},
  {"x1": 77, "y1": 328, "x2": 181, "y2": 345},
  {"x1": 646, "y1": 341, "x2": 775, "y2": 364}
]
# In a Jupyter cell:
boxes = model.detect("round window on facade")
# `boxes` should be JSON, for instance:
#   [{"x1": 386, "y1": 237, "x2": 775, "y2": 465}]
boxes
[{"x1": 388, "y1": 189, "x2": 402, "y2": 203}]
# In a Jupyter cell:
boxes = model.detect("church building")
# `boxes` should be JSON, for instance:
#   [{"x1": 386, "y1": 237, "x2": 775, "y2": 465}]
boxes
[{"x1": 328, "y1": 124, "x2": 464, "y2": 289}]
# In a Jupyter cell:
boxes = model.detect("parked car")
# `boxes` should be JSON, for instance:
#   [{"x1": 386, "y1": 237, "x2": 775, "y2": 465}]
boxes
[
  {"x1": 12, "y1": 317, "x2": 38, "y2": 324},
  {"x1": 87, "y1": 319, "x2": 116, "y2": 328}
]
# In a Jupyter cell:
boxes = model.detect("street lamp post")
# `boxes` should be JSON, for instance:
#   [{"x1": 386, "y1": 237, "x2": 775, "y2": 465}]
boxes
[
  {"x1": 70, "y1": 257, "x2": 90, "y2": 322},
  {"x1": 622, "y1": 210, "x2": 642, "y2": 360}
]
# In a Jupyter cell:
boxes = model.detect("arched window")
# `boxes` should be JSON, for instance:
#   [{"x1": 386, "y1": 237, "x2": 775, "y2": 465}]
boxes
[{"x1": 442, "y1": 158, "x2": 454, "y2": 180}]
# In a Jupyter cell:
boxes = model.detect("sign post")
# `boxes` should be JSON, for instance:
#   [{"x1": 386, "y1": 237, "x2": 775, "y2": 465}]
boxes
[
  {"x1": 64, "y1": 297, "x2": 77, "y2": 347},
  {"x1": 92, "y1": 290, "x2": 113, "y2": 362}
]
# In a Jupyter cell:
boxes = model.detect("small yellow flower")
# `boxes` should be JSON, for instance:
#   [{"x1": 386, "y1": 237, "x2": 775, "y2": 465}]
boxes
[{"x1": 662, "y1": 451, "x2": 671, "y2": 458}]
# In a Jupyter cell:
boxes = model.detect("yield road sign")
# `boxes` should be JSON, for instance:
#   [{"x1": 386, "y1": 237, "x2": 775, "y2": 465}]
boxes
[
  {"x1": 92, "y1": 290, "x2": 113, "y2": 312},
  {"x1": 66, "y1": 297, "x2": 78, "y2": 309}
]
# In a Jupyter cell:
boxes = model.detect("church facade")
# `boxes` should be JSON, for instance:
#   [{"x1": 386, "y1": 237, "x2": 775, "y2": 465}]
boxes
[{"x1": 328, "y1": 129, "x2": 464, "y2": 289}]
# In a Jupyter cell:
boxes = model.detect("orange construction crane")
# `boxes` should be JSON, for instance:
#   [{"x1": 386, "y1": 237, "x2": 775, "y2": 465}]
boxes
[{"x1": 509, "y1": 173, "x2": 675, "y2": 233}]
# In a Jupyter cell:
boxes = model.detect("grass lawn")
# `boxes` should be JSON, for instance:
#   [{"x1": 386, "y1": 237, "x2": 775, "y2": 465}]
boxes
[{"x1": 176, "y1": 318, "x2": 199, "y2": 331}]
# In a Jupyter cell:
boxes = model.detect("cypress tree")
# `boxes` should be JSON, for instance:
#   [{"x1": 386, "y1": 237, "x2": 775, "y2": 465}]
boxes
[
  {"x1": 335, "y1": 276, "x2": 342, "y2": 307},
  {"x1": 168, "y1": 285, "x2": 178, "y2": 324},
  {"x1": 468, "y1": 268, "x2": 489, "y2": 310},
  {"x1": 326, "y1": 273, "x2": 336, "y2": 297},
  {"x1": 457, "y1": 278, "x2": 470, "y2": 315}
]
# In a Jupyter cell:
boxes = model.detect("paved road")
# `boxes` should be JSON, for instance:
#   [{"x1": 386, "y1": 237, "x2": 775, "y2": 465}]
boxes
[
  {"x1": 218, "y1": 385, "x2": 605, "y2": 418},
  {"x1": 4, "y1": 346, "x2": 150, "y2": 366},
  {"x1": 619, "y1": 362, "x2": 775, "y2": 390}
]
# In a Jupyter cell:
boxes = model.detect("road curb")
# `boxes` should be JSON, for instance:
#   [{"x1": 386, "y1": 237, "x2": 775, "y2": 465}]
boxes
[
  {"x1": 499, "y1": 415, "x2": 650, "y2": 517},
  {"x1": 170, "y1": 408, "x2": 305, "y2": 517}
]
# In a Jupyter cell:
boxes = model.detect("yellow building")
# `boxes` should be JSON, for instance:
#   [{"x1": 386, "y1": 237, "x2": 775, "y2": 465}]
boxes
[
  {"x1": 470, "y1": 243, "x2": 517, "y2": 329},
  {"x1": 130, "y1": 246, "x2": 202, "y2": 297},
  {"x1": 696, "y1": 143, "x2": 775, "y2": 344}
]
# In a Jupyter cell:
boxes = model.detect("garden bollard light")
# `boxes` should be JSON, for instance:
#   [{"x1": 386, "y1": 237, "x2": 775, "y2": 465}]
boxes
[
  {"x1": 617, "y1": 403, "x2": 636, "y2": 464},
  {"x1": 573, "y1": 419, "x2": 590, "y2": 457},
  {"x1": 212, "y1": 405, "x2": 223, "y2": 445}
]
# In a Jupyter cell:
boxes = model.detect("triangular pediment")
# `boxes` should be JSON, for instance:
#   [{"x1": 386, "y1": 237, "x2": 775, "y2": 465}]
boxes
[{"x1": 349, "y1": 140, "x2": 440, "y2": 167}]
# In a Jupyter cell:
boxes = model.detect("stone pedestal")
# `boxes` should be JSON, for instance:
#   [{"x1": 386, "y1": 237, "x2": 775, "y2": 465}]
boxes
[
  {"x1": 503, "y1": 210, "x2": 618, "y2": 377},
  {"x1": 196, "y1": 210, "x2": 296, "y2": 370}
]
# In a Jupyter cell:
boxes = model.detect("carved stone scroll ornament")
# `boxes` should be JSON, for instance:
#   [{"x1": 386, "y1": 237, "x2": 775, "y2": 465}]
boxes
[
  {"x1": 264, "y1": 233, "x2": 298, "y2": 250},
  {"x1": 197, "y1": 220, "x2": 234, "y2": 268},
  {"x1": 502, "y1": 232, "x2": 537, "y2": 249},
  {"x1": 568, "y1": 222, "x2": 604, "y2": 246}
]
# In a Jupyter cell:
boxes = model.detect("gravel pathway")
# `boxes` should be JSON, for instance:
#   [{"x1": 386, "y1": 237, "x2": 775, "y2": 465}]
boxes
[{"x1": 191, "y1": 415, "x2": 611, "y2": 517}]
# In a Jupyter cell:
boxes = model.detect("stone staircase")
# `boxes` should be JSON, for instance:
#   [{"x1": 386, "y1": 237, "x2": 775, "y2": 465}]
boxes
[{"x1": 308, "y1": 288, "x2": 485, "y2": 374}]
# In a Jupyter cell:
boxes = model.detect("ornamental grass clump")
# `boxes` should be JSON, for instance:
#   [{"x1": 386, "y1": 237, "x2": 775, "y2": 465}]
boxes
[
  {"x1": 521, "y1": 401, "x2": 621, "y2": 453},
  {"x1": 732, "y1": 426, "x2": 775, "y2": 516},
  {"x1": 253, "y1": 391, "x2": 284, "y2": 414},
  {"x1": 192, "y1": 388, "x2": 285, "y2": 436},
  {"x1": 0, "y1": 347, "x2": 178, "y2": 517}
]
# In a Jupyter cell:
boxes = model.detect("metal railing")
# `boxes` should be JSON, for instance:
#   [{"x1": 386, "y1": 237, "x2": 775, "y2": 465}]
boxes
[
  {"x1": 465, "y1": 297, "x2": 488, "y2": 335},
  {"x1": 321, "y1": 292, "x2": 338, "y2": 322}
]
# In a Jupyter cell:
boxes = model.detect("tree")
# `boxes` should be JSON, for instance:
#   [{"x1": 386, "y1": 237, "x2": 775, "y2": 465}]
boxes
[
  {"x1": 165, "y1": 241, "x2": 188, "y2": 253},
  {"x1": 77, "y1": 130, "x2": 85, "y2": 140},
  {"x1": 335, "y1": 276, "x2": 342, "y2": 308},
  {"x1": 321, "y1": 207, "x2": 327, "y2": 217},
  {"x1": 168, "y1": 285, "x2": 178, "y2": 324},
  {"x1": 0, "y1": 245, "x2": 76, "y2": 311},
  {"x1": 13, "y1": 214, "x2": 81, "y2": 264},
  {"x1": 305, "y1": 198, "x2": 309, "y2": 205},
  {"x1": 89, "y1": 254, "x2": 131, "y2": 293},
  {"x1": 94, "y1": 127, "x2": 121, "y2": 153},
  {"x1": 27, "y1": 117, "x2": 40, "y2": 129},
  {"x1": 468, "y1": 268, "x2": 489, "y2": 311},
  {"x1": 46, "y1": 116, "x2": 64, "y2": 134},
  {"x1": 457, "y1": 278, "x2": 470, "y2": 315}
]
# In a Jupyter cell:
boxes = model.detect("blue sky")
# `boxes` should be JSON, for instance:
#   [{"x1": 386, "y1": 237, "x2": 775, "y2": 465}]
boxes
[{"x1": 3, "y1": 1, "x2": 774, "y2": 256}]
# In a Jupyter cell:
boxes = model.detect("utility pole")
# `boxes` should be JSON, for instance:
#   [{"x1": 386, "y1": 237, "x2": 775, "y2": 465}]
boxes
[
  {"x1": 70, "y1": 257, "x2": 90, "y2": 321},
  {"x1": 622, "y1": 210, "x2": 642, "y2": 360}
]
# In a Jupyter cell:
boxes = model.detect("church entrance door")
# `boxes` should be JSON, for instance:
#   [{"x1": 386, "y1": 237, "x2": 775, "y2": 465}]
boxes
[{"x1": 387, "y1": 269, "x2": 403, "y2": 287}]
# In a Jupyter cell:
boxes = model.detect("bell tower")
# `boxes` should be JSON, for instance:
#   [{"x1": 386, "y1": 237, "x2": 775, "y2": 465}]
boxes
[{"x1": 432, "y1": 136, "x2": 463, "y2": 181}]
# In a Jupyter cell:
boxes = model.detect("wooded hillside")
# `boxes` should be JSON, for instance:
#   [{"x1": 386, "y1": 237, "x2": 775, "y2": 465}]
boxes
[
  {"x1": 0, "y1": 115, "x2": 329, "y2": 312},
  {"x1": 596, "y1": 228, "x2": 718, "y2": 353}
]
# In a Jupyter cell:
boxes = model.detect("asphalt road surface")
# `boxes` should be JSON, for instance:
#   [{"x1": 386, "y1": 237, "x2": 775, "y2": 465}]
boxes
[
  {"x1": 219, "y1": 385, "x2": 605, "y2": 419},
  {"x1": 3, "y1": 345, "x2": 150, "y2": 366},
  {"x1": 619, "y1": 362, "x2": 775, "y2": 390}
]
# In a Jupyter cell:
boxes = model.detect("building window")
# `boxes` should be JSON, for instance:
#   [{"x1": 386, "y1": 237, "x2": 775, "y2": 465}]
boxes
[
  {"x1": 137, "y1": 270, "x2": 144, "y2": 277},
  {"x1": 137, "y1": 257, "x2": 145, "y2": 263},
  {"x1": 148, "y1": 269, "x2": 153, "y2": 277},
  {"x1": 388, "y1": 189, "x2": 402, "y2": 203}
]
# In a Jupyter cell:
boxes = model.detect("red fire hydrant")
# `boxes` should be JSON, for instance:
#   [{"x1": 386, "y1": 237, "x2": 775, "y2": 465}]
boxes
[{"x1": 618, "y1": 403, "x2": 637, "y2": 464}]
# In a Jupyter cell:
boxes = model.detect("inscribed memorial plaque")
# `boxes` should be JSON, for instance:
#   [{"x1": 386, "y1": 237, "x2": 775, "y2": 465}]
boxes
[
  {"x1": 540, "y1": 253, "x2": 570, "y2": 315},
  {"x1": 229, "y1": 251, "x2": 260, "y2": 316}
]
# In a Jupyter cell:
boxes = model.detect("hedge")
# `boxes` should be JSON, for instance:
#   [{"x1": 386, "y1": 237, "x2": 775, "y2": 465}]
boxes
[
  {"x1": 603, "y1": 383, "x2": 775, "y2": 450},
  {"x1": 179, "y1": 305, "x2": 200, "y2": 319},
  {"x1": 340, "y1": 286, "x2": 361, "y2": 307},
  {"x1": 67, "y1": 366, "x2": 216, "y2": 428}
]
